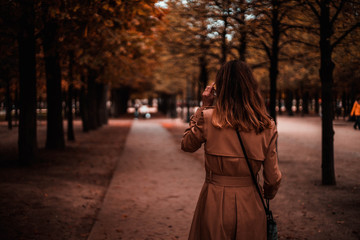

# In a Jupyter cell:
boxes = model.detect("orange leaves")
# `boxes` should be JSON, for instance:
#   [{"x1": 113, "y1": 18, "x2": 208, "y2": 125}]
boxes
[
  {"x1": 104, "y1": 20, "x2": 114, "y2": 27},
  {"x1": 49, "y1": 7, "x2": 60, "y2": 18},
  {"x1": 132, "y1": 18, "x2": 141, "y2": 26},
  {"x1": 136, "y1": 2, "x2": 154, "y2": 16},
  {"x1": 73, "y1": 5, "x2": 80, "y2": 13},
  {"x1": 42, "y1": 0, "x2": 165, "y2": 94},
  {"x1": 102, "y1": 4, "x2": 114, "y2": 13},
  {"x1": 83, "y1": 25, "x2": 88, "y2": 38}
]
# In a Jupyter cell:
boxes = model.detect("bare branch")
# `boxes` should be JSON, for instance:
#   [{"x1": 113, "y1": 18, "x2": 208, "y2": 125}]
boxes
[
  {"x1": 279, "y1": 51, "x2": 319, "y2": 63},
  {"x1": 250, "y1": 61, "x2": 268, "y2": 69},
  {"x1": 250, "y1": 21, "x2": 273, "y2": 38},
  {"x1": 280, "y1": 39, "x2": 318, "y2": 48},
  {"x1": 207, "y1": 52, "x2": 221, "y2": 60},
  {"x1": 231, "y1": 15, "x2": 245, "y2": 25},
  {"x1": 260, "y1": 40, "x2": 271, "y2": 59},
  {"x1": 280, "y1": 23, "x2": 317, "y2": 32},
  {"x1": 278, "y1": 2, "x2": 303, "y2": 22},
  {"x1": 330, "y1": 0, "x2": 345, "y2": 27},
  {"x1": 331, "y1": 22, "x2": 360, "y2": 50},
  {"x1": 228, "y1": 50, "x2": 237, "y2": 59},
  {"x1": 304, "y1": 0, "x2": 320, "y2": 20}
]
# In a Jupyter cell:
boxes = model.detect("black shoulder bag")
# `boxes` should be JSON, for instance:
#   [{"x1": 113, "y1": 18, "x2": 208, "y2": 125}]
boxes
[{"x1": 236, "y1": 130, "x2": 278, "y2": 240}]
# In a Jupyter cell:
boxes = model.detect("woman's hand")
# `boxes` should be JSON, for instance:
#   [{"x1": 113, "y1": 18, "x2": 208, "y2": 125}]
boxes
[{"x1": 202, "y1": 82, "x2": 216, "y2": 107}]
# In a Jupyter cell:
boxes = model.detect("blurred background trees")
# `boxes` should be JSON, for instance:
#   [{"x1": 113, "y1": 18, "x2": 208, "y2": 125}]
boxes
[
  {"x1": 0, "y1": 0, "x2": 163, "y2": 163},
  {"x1": 0, "y1": 0, "x2": 359, "y2": 184}
]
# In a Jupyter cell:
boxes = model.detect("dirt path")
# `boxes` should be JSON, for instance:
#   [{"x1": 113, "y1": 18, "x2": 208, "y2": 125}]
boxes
[
  {"x1": 163, "y1": 116, "x2": 360, "y2": 240},
  {"x1": 273, "y1": 116, "x2": 360, "y2": 240},
  {"x1": 88, "y1": 119, "x2": 204, "y2": 240}
]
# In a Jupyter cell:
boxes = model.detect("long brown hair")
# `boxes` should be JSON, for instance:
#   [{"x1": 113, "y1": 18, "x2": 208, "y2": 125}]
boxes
[{"x1": 212, "y1": 60, "x2": 272, "y2": 133}]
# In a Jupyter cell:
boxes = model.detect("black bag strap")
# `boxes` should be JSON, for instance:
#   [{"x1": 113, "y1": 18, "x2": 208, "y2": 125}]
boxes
[{"x1": 236, "y1": 129, "x2": 269, "y2": 214}]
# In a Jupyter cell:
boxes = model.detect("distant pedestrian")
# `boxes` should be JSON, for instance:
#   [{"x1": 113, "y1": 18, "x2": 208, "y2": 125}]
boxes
[
  {"x1": 181, "y1": 60, "x2": 282, "y2": 240},
  {"x1": 134, "y1": 103, "x2": 140, "y2": 119},
  {"x1": 351, "y1": 96, "x2": 360, "y2": 130}
]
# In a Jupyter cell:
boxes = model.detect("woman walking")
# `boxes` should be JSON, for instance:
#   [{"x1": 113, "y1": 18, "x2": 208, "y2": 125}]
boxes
[{"x1": 181, "y1": 60, "x2": 282, "y2": 240}]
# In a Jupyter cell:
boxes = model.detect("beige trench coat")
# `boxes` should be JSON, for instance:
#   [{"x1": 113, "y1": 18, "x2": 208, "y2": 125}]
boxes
[{"x1": 181, "y1": 106, "x2": 282, "y2": 240}]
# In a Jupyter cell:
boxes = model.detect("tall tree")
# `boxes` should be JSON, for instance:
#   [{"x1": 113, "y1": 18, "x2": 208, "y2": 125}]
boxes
[
  {"x1": 250, "y1": 0, "x2": 297, "y2": 123},
  {"x1": 212, "y1": 0, "x2": 231, "y2": 65},
  {"x1": 269, "y1": 0, "x2": 281, "y2": 122},
  {"x1": 162, "y1": 0, "x2": 213, "y2": 104},
  {"x1": 42, "y1": 1, "x2": 65, "y2": 149},
  {"x1": 73, "y1": 0, "x2": 161, "y2": 117},
  {"x1": 79, "y1": 73, "x2": 89, "y2": 132},
  {"x1": 301, "y1": 0, "x2": 360, "y2": 185},
  {"x1": 67, "y1": 51, "x2": 75, "y2": 141},
  {"x1": 5, "y1": 77, "x2": 12, "y2": 129},
  {"x1": 0, "y1": 0, "x2": 18, "y2": 130},
  {"x1": 229, "y1": 0, "x2": 249, "y2": 61},
  {"x1": 17, "y1": 0, "x2": 37, "y2": 164}
]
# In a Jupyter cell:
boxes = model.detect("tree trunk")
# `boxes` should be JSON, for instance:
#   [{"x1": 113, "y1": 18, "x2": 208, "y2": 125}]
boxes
[
  {"x1": 42, "y1": 1, "x2": 65, "y2": 149},
  {"x1": 302, "y1": 91, "x2": 309, "y2": 115},
  {"x1": 17, "y1": 0, "x2": 37, "y2": 164},
  {"x1": 96, "y1": 82, "x2": 108, "y2": 126},
  {"x1": 159, "y1": 93, "x2": 170, "y2": 115},
  {"x1": 5, "y1": 78, "x2": 12, "y2": 130},
  {"x1": 148, "y1": 97, "x2": 153, "y2": 107},
  {"x1": 159, "y1": 93, "x2": 177, "y2": 117},
  {"x1": 319, "y1": 1, "x2": 335, "y2": 185},
  {"x1": 295, "y1": 92, "x2": 300, "y2": 114},
  {"x1": 186, "y1": 79, "x2": 191, "y2": 122},
  {"x1": 118, "y1": 88, "x2": 129, "y2": 115},
  {"x1": 197, "y1": 80, "x2": 202, "y2": 105},
  {"x1": 277, "y1": 94, "x2": 282, "y2": 115},
  {"x1": 110, "y1": 89, "x2": 119, "y2": 117},
  {"x1": 169, "y1": 94, "x2": 177, "y2": 118},
  {"x1": 87, "y1": 68, "x2": 99, "y2": 130},
  {"x1": 79, "y1": 73, "x2": 89, "y2": 132},
  {"x1": 221, "y1": 15, "x2": 228, "y2": 65},
  {"x1": 14, "y1": 82, "x2": 19, "y2": 126},
  {"x1": 62, "y1": 90, "x2": 67, "y2": 117},
  {"x1": 285, "y1": 90, "x2": 294, "y2": 116},
  {"x1": 341, "y1": 92, "x2": 346, "y2": 119},
  {"x1": 238, "y1": 1, "x2": 247, "y2": 62},
  {"x1": 198, "y1": 56, "x2": 208, "y2": 104},
  {"x1": 38, "y1": 96, "x2": 42, "y2": 116},
  {"x1": 348, "y1": 95, "x2": 355, "y2": 120},
  {"x1": 314, "y1": 93, "x2": 320, "y2": 114},
  {"x1": 238, "y1": 32, "x2": 247, "y2": 62},
  {"x1": 67, "y1": 51, "x2": 75, "y2": 141},
  {"x1": 75, "y1": 90, "x2": 81, "y2": 117},
  {"x1": 112, "y1": 87, "x2": 130, "y2": 116},
  {"x1": 269, "y1": 0, "x2": 280, "y2": 123}
]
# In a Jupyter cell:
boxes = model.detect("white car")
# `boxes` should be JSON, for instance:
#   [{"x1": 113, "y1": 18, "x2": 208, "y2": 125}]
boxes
[{"x1": 139, "y1": 105, "x2": 151, "y2": 119}]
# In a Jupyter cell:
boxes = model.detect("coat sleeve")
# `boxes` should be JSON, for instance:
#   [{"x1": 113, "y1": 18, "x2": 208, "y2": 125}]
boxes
[
  {"x1": 350, "y1": 102, "x2": 356, "y2": 116},
  {"x1": 181, "y1": 107, "x2": 206, "y2": 153},
  {"x1": 263, "y1": 123, "x2": 282, "y2": 199}
]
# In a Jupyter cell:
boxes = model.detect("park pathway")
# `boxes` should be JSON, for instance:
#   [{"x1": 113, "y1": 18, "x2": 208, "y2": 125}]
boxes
[{"x1": 87, "y1": 119, "x2": 204, "y2": 240}]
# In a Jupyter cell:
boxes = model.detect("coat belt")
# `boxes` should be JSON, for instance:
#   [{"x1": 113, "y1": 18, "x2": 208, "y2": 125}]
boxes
[{"x1": 206, "y1": 171, "x2": 254, "y2": 187}]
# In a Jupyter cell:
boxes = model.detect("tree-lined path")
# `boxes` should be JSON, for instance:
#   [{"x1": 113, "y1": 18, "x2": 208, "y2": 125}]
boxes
[
  {"x1": 1, "y1": 1, "x2": 359, "y2": 239},
  {"x1": 88, "y1": 119, "x2": 204, "y2": 240}
]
